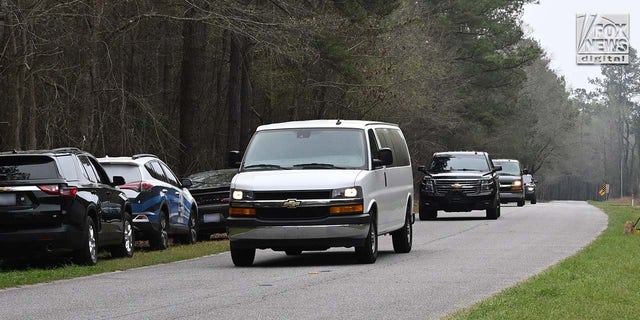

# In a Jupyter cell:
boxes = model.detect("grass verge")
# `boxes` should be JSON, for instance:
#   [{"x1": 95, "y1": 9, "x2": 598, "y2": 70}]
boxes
[
  {"x1": 447, "y1": 201, "x2": 640, "y2": 319},
  {"x1": 0, "y1": 240, "x2": 229, "y2": 289}
]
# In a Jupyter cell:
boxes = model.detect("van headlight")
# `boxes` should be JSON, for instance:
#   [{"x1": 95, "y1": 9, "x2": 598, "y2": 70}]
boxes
[
  {"x1": 332, "y1": 187, "x2": 362, "y2": 198},
  {"x1": 231, "y1": 189, "x2": 254, "y2": 200}
]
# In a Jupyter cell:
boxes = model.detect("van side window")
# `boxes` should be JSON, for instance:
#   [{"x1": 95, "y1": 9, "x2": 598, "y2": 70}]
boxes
[
  {"x1": 374, "y1": 128, "x2": 396, "y2": 167},
  {"x1": 367, "y1": 129, "x2": 380, "y2": 167},
  {"x1": 387, "y1": 129, "x2": 410, "y2": 166}
]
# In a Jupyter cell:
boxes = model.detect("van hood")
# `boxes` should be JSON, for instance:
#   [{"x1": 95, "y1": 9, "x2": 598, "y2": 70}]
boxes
[
  {"x1": 497, "y1": 175, "x2": 521, "y2": 183},
  {"x1": 231, "y1": 169, "x2": 362, "y2": 191}
]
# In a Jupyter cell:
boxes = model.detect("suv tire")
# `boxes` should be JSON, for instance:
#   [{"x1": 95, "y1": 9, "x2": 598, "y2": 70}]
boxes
[
  {"x1": 531, "y1": 196, "x2": 537, "y2": 204},
  {"x1": 486, "y1": 203, "x2": 501, "y2": 220},
  {"x1": 150, "y1": 212, "x2": 170, "y2": 250},
  {"x1": 110, "y1": 214, "x2": 134, "y2": 258},
  {"x1": 419, "y1": 205, "x2": 437, "y2": 221},
  {"x1": 178, "y1": 210, "x2": 198, "y2": 245},
  {"x1": 392, "y1": 205, "x2": 412, "y2": 253},
  {"x1": 517, "y1": 199, "x2": 525, "y2": 207},
  {"x1": 73, "y1": 217, "x2": 98, "y2": 266}
]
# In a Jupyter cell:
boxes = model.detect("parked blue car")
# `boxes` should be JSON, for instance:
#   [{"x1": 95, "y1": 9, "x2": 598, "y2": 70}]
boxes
[{"x1": 98, "y1": 154, "x2": 198, "y2": 250}]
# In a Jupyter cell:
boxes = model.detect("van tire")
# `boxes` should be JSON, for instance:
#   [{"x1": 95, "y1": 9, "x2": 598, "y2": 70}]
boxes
[
  {"x1": 355, "y1": 216, "x2": 378, "y2": 264},
  {"x1": 392, "y1": 206, "x2": 412, "y2": 253},
  {"x1": 231, "y1": 243, "x2": 255, "y2": 267}
]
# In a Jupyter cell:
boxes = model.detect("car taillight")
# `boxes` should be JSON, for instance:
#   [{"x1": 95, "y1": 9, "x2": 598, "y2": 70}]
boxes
[
  {"x1": 38, "y1": 185, "x2": 78, "y2": 198},
  {"x1": 118, "y1": 181, "x2": 154, "y2": 192}
]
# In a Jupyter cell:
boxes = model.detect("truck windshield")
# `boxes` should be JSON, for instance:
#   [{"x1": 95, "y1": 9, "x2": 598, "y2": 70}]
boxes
[
  {"x1": 428, "y1": 154, "x2": 489, "y2": 173},
  {"x1": 242, "y1": 128, "x2": 367, "y2": 171}
]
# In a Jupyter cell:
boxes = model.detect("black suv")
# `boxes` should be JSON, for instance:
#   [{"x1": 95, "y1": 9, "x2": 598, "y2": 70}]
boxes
[
  {"x1": 418, "y1": 151, "x2": 501, "y2": 220},
  {"x1": 0, "y1": 148, "x2": 133, "y2": 265}
]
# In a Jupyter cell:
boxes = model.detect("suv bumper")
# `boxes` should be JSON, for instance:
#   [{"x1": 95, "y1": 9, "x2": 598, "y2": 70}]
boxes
[
  {"x1": 421, "y1": 192, "x2": 496, "y2": 212},
  {"x1": 228, "y1": 214, "x2": 370, "y2": 250},
  {"x1": 0, "y1": 224, "x2": 84, "y2": 256},
  {"x1": 198, "y1": 204, "x2": 228, "y2": 234}
]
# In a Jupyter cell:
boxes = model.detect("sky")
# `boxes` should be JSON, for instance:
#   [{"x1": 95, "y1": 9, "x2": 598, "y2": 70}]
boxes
[{"x1": 521, "y1": 0, "x2": 639, "y2": 92}]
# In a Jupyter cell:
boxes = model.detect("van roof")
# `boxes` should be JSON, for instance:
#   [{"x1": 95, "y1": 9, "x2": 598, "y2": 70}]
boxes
[{"x1": 255, "y1": 120, "x2": 398, "y2": 131}]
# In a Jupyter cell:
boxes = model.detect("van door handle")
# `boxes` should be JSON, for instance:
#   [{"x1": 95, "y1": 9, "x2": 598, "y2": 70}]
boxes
[{"x1": 384, "y1": 172, "x2": 388, "y2": 187}]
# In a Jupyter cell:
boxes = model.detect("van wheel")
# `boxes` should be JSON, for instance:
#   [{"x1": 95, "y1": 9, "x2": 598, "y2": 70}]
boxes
[
  {"x1": 73, "y1": 217, "x2": 98, "y2": 266},
  {"x1": 419, "y1": 204, "x2": 437, "y2": 221},
  {"x1": 150, "y1": 212, "x2": 169, "y2": 250},
  {"x1": 392, "y1": 206, "x2": 412, "y2": 253},
  {"x1": 231, "y1": 243, "x2": 255, "y2": 267},
  {"x1": 355, "y1": 216, "x2": 378, "y2": 263},
  {"x1": 110, "y1": 214, "x2": 134, "y2": 258}
]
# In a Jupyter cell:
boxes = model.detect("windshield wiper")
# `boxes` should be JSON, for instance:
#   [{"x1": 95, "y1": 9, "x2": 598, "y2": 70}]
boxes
[
  {"x1": 292, "y1": 163, "x2": 345, "y2": 169},
  {"x1": 243, "y1": 164, "x2": 289, "y2": 171},
  {"x1": 453, "y1": 168, "x2": 482, "y2": 172}
]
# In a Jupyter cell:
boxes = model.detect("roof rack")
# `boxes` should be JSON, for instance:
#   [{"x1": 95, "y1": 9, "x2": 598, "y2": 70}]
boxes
[
  {"x1": 132, "y1": 153, "x2": 158, "y2": 160},
  {"x1": 50, "y1": 147, "x2": 83, "y2": 154}
]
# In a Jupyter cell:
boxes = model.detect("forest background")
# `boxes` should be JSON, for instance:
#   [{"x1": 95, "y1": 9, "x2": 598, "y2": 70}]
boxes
[{"x1": 1, "y1": 0, "x2": 638, "y2": 200}]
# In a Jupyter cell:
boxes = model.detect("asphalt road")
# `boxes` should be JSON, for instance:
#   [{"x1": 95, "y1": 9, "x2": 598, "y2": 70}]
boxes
[{"x1": 0, "y1": 201, "x2": 606, "y2": 320}]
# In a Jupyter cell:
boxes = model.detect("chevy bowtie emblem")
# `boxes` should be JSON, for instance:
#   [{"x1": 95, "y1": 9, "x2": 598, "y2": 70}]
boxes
[
  {"x1": 0, "y1": 187, "x2": 9, "y2": 192},
  {"x1": 282, "y1": 199, "x2": 301, "y2": 208},
  {"x1": 451, "y1": 183, "x2": 462, "y2": 189}
]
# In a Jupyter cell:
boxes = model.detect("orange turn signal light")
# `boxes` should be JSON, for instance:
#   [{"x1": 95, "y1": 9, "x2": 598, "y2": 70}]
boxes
[
  {"x1": 229, "y1": 207, "x2": 256, "y2": 217},
  {"x1": 329, "y1": 204, "x2": 364, "y2": 215}
]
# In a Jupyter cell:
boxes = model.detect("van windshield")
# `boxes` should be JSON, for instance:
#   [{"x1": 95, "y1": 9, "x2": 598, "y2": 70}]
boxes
[
  {"x1": 494, "y1": 161, "x2": 521, "y2": 176},
  {"x1": 242, "y1": 128, "x2": 367, "y2": 171}
]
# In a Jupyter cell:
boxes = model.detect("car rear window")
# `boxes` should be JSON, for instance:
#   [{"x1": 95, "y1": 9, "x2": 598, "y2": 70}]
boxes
[
  {"x1": 101, "y1": 163, "x2": 142, "y2": 182},
  {"x1": 0, "y1": 155, "x2": 59, "y2": 180}
]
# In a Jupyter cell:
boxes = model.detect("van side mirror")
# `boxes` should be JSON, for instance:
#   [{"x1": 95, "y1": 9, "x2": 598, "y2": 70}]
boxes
[
  {"x1": 180, "y1": 178, "x2": 193, "y2": 188},
  {"x1": 112, "y1": 176, "x2": 126, "y2": 186},
  {"x1": 493, "y1": 165, "x2": 502, "y2": 172},
  {"x1": 228, "y1": 151, "x2": 241, "y2": 168},
  {"x1": 373, "y1": 148, "x2": 393, "y2": 168}
]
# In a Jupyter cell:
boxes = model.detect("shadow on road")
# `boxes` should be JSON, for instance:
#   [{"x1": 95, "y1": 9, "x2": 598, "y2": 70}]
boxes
[{"x1": 252, "y1": 250, "x2": 396, "y2": 268}]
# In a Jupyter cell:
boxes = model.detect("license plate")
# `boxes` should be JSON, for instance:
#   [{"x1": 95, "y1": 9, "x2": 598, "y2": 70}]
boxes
[
  {"x1": 0, "y1": 193, "x2": 16, "y2": 206},
  {"x1": 203, "y1": 213, "x2": 221, "y2": 223}
]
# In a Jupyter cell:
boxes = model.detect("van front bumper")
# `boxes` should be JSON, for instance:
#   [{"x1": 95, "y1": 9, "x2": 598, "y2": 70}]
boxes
[{"x1": 228, "y1": 214, "x2": 370, "y2": 250}]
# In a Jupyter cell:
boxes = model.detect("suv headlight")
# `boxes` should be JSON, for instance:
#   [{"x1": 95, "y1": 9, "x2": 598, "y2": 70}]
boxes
[
  {"x1": 332, "y1": 187, "x2": 362, "y2": 198},
  {"x1": 481, "y1": 179, "x2": 494, "y2": 191},
  {"x1": 422, "y1": 177, "x2": 434, "y2": 193},
  {"x1": 231, "y1": 189, "x2": 254, "y2": 200}
]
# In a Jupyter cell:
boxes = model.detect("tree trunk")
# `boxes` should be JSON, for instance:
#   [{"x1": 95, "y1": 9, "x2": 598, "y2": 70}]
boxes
[
  {"x1": 179, "y1": 9, "x2": 208, "y2": 175},
  {"x1": 226, "y1": 33, "x2": 242, "y2": 153},
  {"x1": 239, "y1": 37, "x2": 253, "y2": 151}
]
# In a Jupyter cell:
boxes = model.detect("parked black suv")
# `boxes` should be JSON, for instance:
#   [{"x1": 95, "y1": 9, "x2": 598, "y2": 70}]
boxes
[
  {"x1": 418, "y1": 151, "x2": 501, "y2": 220},
  {"x1": 0, "y1": 148, "x2": 133, "y2": 265}
]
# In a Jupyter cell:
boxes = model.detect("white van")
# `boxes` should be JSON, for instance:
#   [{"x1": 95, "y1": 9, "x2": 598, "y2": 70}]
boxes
[{"x1": 226, "y1": 120, "x2": 414, "y2": 266}]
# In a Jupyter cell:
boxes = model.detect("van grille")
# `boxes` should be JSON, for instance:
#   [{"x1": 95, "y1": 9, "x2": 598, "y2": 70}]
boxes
[
  {"x1": 254, "y1": 191, "x2": 331, "y2": 200},
  {"x1": 256, "y1": 207, "x2": 329, "y2": 220}
]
